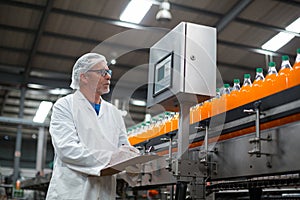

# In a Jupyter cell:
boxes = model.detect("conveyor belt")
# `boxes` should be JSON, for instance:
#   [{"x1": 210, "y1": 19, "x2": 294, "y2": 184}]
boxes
[{"x1": 136, "y1": 85, "x2": 300, "y2": 153}]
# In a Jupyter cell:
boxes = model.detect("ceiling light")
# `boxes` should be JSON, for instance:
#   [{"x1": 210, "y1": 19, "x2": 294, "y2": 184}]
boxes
[
  {"x1": 49, "y1": 88, "x2": 71, "y2": 95},
  {"x1": 33, "y1": 101, "x2": 53, "y2": 123},
  {"x1": 262, "y1": 17, "x2": 300, "y2": 52},
  {"x1": 120, "y1": 0, "x2": 152, "y2": 24},
  {"x1": 262, "y1": 32, "x2": 295, "y2": 52},
  {"x1": 156, "y1": 1, "x2": 172, "y2": 21},
  {"x1": 130, "y1": 99, "x2": 146, "y2": 106},
  {"x1": 110, "y1": 59, "x2": 117, "y2": 65},
  {"x1": 285, "y1": 17, "x2": 300, "y2": 32}
]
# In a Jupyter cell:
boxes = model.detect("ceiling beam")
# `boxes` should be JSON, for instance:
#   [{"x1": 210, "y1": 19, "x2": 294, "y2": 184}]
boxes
[
  {"x1": 51, "y1": 8, "x2": 162, "y2": 31},
  {"x1": 171, "y1": 2, "x2": 222, "y2": 18},
  {"x1": 0, "y1": 24, "x2": 36, "y2": 34},
  {"x1": 273, "y1": 0, "x2": 300, "y2": 7},
  {"x1": 1, "y1": 0, "x2": 298, "y2": 38},
  {"x1": 0, "y1": 116, "x2": 48, "y2": 127},
  {"x1": 23, "y1": 0, "x2": 54, "y2": 84},
  {"x1": 0, "y1": 0, "x2": 44, "y2": 10},
  {"x1": 236, "y1": 18, "x2": 300, "y2": 37},
  {"x1": 0, "y1": 90, "x2": 9, "y2": 115},
  {"x1": 218, "y1": 40, "x2": 294, "y2": 58},
  {"x1": 216, "y1": 0, "x2": 252, "y2": 33}
]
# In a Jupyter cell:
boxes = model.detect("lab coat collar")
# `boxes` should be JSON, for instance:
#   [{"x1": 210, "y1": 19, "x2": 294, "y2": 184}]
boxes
[{"x1": 75, "y1": 90, "x2": 105, "y2": 118}]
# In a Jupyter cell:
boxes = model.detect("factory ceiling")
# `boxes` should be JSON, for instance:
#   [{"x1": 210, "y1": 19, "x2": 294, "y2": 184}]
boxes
[{"x1": 0, "y1": 0, "x2": 299, "y2": 140}]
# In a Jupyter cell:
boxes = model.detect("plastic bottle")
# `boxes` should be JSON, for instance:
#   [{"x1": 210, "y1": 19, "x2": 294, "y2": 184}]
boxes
[
  {"x1": 211, "y1": 88, "x2": 221, "y2": 116},
  {"x1": 250, "y1": 68, "x2": 265, "y2": 101},
  {"x1": 145, "y1": 121, "x2": 154, "y2": 138},
  {"x1": 190, "y1": 104, "x2": 200, "y2": 124},
  {"x1": 164, "y1": 112, "x2": 172, "y2": 133},
  {"x1": 127, "y1": 128, "x2": 134, "y2": 144},
  {"x1": 171, "y1": 112, "x2": 179, "y2": 131},
  {"x1": 222, "y1": 84, "x2": 231, "y2": 112},
  {"x1": 290, "y1": 48, "x2": 300, "y2": 87},
  {"x1": 195, "y1": 102, "x2": 203, "y2": 122},
  {"x1": 240, "y1": 74, "x2": 252, "y2": 105},
  {"x1": 128, "y1": 127, "x2": 138, "y2": 145},
  {"x1": 228, "y1": 79, "x2": 241, "y2": 109},
  {"x1": 263, "y1": 62, "x2": 278, "y2": 97},
  {"x1": 232, "y1": 79, "x2": 241, "y2": 91},
  {"x1": 277, "y1": 55, "x2": 293, "y2": 91},
  {"x1": 201, "y1": 100, "x2": 212, "y2": 120},
  {"x1": 157, "y1": 115, "x2": 165, "y2": 136}
]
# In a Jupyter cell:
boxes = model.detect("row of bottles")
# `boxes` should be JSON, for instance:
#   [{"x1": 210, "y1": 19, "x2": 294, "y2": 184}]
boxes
[
  {"x1": 191, "y1": 48, "x2": 300, "y2": 124},
  {"x1": 128, "y1": 112, "x2": 179, "y2": 145},
  {"x1": 128, "y1": 48, "x2": 300, "y2": 144}
]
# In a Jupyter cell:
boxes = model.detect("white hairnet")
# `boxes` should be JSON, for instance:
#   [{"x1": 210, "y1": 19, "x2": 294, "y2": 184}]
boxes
[{"x1": 70, "y1": 53, "x2": 107, "y2": 90}]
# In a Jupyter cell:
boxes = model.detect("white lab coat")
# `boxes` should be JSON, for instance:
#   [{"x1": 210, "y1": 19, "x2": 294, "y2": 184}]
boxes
[{"x1": 46, "y1": 91, "x2": 130, "y2": 200}]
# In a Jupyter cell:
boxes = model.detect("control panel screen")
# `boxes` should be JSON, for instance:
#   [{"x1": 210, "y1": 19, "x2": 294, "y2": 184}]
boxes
[{"x1": 153, "y1": 53, "x2": 173, "y2": 96}]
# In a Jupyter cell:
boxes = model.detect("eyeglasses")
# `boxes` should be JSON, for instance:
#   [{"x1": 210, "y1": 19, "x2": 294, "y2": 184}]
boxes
[{"x1": 87, "y1": 69, "x2": 112, "y2": 77}]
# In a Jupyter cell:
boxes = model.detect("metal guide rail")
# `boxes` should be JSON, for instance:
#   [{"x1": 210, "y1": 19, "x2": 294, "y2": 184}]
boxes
[{"x1": 138, "y1": 85, "x2": 300, "y2": 153}]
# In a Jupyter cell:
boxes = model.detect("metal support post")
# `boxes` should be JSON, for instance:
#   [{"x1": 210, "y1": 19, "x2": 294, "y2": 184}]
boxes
[
  {"x1": 245, "y1": 101, "x2": 271, "y2": 157},
  {"x1": 178, "y1": 102, "x2": 194, "y2": 160},
  {"x1": 36, "y1": 127, "x2": 47, "y2": 176},
  {"x1": 13, "y1": 86, "x2": 26, "y2": 182},
  {"x1": 254, "y1": 105, "x2": 261, "y2": 156},
  {"x1": 175, "y1": 181, "x2": 188, "y2": 200}
]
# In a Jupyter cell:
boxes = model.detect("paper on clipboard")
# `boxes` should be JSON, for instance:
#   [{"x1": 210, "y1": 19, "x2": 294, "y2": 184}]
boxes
[{"x1": 101, "y1": 154, "x2": 160, "y2": 176}]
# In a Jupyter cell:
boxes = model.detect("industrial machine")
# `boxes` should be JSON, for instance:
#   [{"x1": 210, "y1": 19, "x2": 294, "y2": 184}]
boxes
[{"x1": 126, "y1": 22, "x2": 300, "y2": 199}]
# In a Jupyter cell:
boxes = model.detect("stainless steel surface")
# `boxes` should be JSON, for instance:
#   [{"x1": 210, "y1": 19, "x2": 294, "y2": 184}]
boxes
[
  {"x1": 133, "y1": 92, "x2": 300, "y2": 189},
  {"x1": 147, "y1": 22, "x2": 216, "y2": 111},
  {"x1": 210, "y1": 120, "x2": 300, "y2": 180},
  {"x1": 36, "y1": 127, "x2": 47, "y2": 175}
]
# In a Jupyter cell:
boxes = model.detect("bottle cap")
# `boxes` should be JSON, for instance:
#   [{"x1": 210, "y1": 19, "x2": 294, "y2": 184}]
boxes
[
  {"x1": 234, "y1": 79, "x2": 240, "y2": 83},
  {"x1": 256, "y1": 68, "x2": 263, "y2": 73},
  {"x1": 224, "y1": 84, "x2": 230, "y2": 88},
  {"x1": 297, "y1": 48, "x2": 300, "y2": 54},
  {"x1": 282, "y1": 55, "x2": 289, "y2": 61},
  {"x1": 244, "y1": 74, "x2": 250, "y2": 79},
  {"x1": 268, "y1": 62, "x2": 276, "y2": 67}
]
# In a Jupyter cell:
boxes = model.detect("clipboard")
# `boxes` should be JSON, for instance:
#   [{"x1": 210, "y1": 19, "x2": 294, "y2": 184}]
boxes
[{"x1": 101, "y1": 154, "x2": 160, "y2": 176}]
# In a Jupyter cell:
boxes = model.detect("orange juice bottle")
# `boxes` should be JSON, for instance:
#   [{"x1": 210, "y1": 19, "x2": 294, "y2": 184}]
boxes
[
  {"x1": 190, "y1": 105, "x2": 195, "y2": 124},
  {"x1": 151, "y1": 119, "x2": 159, "y2": 137},
  {"x1": 201, "y1": 100, "x2": 212, "y2": 120},
  {"x1": 196, "y1": 102, "x2": 202, "y2": 122},
  {"x1": 145, "y1": 121, "x2": 154, "y2": 138},
  {"x1": 157, "y1": 115, "x2": 165, "y2": 136},
  {"x1": 191, "y1": 104, "x2": 201, "y2": 124},
  {"x1": 262, "y1": 62, "x2": 278, "y2": 97},
  {"x1": 211, "y1": 88, "x2": 221, "y2": 116},
  {"x1": 129, "y1": 127, "x2": 139, "y2": 145},
  {"x1": 164, "y1": 112, "x2": 172, "y2": 133},
  {"x1": 277, "y1": 55, "x2": 293, "y2": 91},
  {"x1": 222, "y1": 84, "x2": 231, "y2": 112},
  {"x1": 250, "y1": 68, "x2": 265, "y2": 101},
  {"x1": 171, "y1": 112, "x2": 179, "y2": 131},
  {"x1": 228, "y1": 79, "x2": 241, "y2": 109},
  {"x1": 127, "y1": 128, "x2": 134, "y2": 144},
  {"x1": 289, "y1": 48, "x2": 300, "y2": 87},
  {"x1": 239, "y1": 74, "x2": 252, "y2": 105}
]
